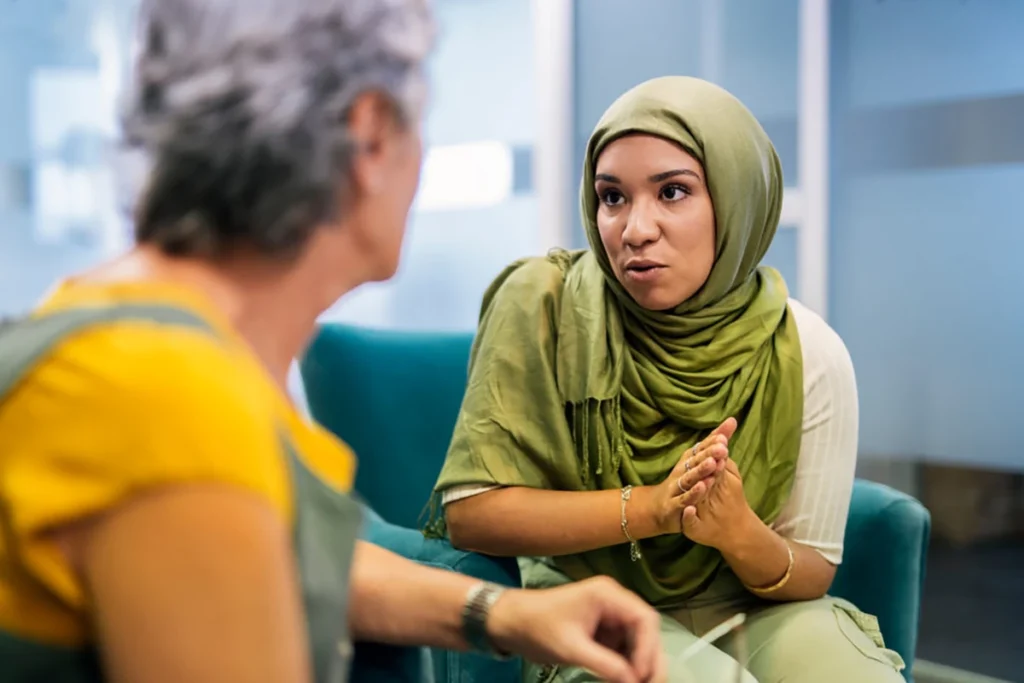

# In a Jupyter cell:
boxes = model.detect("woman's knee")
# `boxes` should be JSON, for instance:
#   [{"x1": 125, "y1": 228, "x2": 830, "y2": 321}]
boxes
[
  {"x1": 743, "y1": 600, "x2": 905, "y2": 683},
  {"x1": 669, "y1": 644, "x2": 758, "y2": 683}
]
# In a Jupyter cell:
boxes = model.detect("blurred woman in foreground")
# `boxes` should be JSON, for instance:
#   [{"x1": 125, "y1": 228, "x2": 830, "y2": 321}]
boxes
[{"x1": 0, "y1": 1, "x2": 665, "y2": 682}]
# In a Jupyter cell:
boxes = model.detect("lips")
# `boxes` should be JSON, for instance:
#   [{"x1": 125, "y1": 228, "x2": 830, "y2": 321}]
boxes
[
  {"x1": 624, "y1": 258, "x2": 666, "y2": 273},
  {"x1": 623, "y1": 260, "x2": 666, "y2": 282}
]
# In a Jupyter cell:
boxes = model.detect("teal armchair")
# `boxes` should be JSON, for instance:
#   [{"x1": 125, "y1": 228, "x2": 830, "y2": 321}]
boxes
[{"x1": 301, "y1": 324, "x2": 931, "y2": 682}]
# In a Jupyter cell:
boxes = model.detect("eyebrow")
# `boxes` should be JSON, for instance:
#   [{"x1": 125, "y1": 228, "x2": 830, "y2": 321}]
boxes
[{"x1": 595, "y1": 169, "x2": 702, "y2": 184}]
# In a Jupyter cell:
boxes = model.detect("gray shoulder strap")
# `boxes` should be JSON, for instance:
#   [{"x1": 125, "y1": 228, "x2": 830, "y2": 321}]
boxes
[{"x1": 0, "y1": 304, "x2": 215, "y2": 401}]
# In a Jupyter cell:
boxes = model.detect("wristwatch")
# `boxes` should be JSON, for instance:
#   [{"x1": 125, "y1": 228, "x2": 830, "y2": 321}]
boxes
[{"x1": 461, "y1": 581, "x2": 511, "y2": 660}]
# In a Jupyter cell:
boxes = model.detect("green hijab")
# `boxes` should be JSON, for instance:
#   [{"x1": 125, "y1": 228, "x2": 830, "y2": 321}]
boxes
[{"x1": 428, "y1": 76, "x2": 803, "y2": 606}]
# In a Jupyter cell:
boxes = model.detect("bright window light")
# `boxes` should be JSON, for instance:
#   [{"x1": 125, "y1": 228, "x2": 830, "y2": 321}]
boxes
[
  {"x1": 779, "y1": 187, "x2": 803, "y2": 227},
  {"x1": 414, "y1": 141, "x2": 513, "y2": 213}
]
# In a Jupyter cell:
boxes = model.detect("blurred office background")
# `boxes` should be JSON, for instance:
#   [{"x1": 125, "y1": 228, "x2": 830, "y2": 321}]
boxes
[{"x1": 1, "y1": 0, "x2": 1020, "y2": 680}]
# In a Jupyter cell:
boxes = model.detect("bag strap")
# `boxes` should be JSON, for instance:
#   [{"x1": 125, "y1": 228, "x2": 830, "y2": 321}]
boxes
[{"x1": 0, "y1": 304, "x2": 215, "y2": 402}]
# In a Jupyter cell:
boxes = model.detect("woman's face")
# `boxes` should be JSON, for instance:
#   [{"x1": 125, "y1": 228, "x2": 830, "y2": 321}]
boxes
[{"x1": 594, "y1": 134, "x2": 716, "y2": 311}]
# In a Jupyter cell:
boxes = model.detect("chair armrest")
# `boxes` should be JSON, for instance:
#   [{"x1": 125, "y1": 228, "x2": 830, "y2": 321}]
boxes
[
  {"x1": 831, "y1": 480, "x2": 931, "y2": 681},
  {"x1": 358, "y1": 506, "x2": 523, "y2": 683}
]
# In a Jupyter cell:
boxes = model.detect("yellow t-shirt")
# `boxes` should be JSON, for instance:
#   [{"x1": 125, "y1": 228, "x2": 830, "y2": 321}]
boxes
[{"x1": 0, "y1": 280, "x2": 356, "y2": 647}]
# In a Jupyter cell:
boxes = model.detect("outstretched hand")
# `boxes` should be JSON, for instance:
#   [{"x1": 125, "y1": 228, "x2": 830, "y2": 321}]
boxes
[{"x1": 488, "y1": 576, "x2": 667, "y2": 683}]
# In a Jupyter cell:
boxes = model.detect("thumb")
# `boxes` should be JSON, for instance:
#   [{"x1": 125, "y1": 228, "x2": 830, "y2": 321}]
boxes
[
  {"x1": 682, "y1": 505, "x2": 699, "y2": 531},
  {"x1": 711, "y1": 417, "x2": 738, "y2": 441},
  {"x1": 572, "y1": 639, "x2": 639, "y2": 683}
]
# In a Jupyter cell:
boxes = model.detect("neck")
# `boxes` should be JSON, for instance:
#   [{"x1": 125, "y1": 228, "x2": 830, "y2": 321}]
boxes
[
  {"x1": 90, "y1": 236, "x2": 367, "y2": 391},
  {"x1": 222, "y1": 264, "x2": 326, "y2": 389}
]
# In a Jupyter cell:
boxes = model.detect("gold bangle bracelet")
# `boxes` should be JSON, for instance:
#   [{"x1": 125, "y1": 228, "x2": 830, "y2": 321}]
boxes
[{"x1": 745, "y1": 542, "x2": 794, "y2": 595}]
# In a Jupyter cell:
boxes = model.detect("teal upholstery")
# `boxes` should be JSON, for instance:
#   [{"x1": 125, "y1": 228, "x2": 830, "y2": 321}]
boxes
[
  {"x1": 301, "y1": 326, "x2": 521, "y2": 683},
  {"x1": 301, "y1": 324, "x2": 931, "y2": 682},
  {"x1": 302, "y1": 326, "x2": 474, "y2": 530},
  {"x1": 832, "y1": 481, "x2": 930, "y2": 681}
]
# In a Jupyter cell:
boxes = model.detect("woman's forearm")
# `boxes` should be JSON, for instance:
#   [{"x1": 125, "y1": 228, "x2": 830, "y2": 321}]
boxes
[
  {"x1": 719, "y1": 513, "x2": 836, "y2": 601},
  {"x1": 348, "y1": 540, "x2": 478, "y2": 648},
  {"x1": 445, "y1": 486, "x2": 663, "y2": 557}
]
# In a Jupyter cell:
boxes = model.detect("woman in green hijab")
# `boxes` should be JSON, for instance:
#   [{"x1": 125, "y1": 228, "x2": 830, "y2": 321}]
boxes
[{"x1": 430, "y1": 76, "x2": 905, "y2": 682}]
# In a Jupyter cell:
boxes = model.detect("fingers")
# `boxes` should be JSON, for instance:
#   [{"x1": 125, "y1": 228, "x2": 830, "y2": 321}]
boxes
[
  {"x1": 650, "y1": 651, "x2": 669, "y2": 683},
  {"x1": 710, "y1": 417, "x2": 738, "y2": 440},
  {"x1": 573, "y1": 639, "x2": 638, "y2": 683},
  {"x1": 624, "y1": 599, "x2": 663, "y2": 683},
  {"x1": 671, "y1": 446, "x2": 723, "y2": 497},
  {"x1": 671, "y1": 439, "x2": 724, "y2": 477},
  {"x1": 689, "y1": 423, "x2": 735, "y2": 469},
  {"x1": 586, "y1": 580, "x2": 662, "y2": 683},
  {"x1": 683, "y1": 417, "x2": 737, "y2": 473},
  {"x1": 667, "y1": 419, "x2": 738, "y2": 503},
  {"x1": 676, "y1": 474, "x2": 716, "y2": 508},
  {"x1": 692, "y1": 431, "x2": 731, "y2": 462}
]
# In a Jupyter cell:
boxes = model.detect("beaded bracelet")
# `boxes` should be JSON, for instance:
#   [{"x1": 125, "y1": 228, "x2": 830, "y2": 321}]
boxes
[{"x1": 620, "y1": 485, "x2": 641, "y2": 561}]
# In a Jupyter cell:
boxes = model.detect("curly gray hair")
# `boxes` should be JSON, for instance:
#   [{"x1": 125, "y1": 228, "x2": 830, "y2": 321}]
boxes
[{"x1": 121, "y1": 0, "x2": 433, "y2": 258}]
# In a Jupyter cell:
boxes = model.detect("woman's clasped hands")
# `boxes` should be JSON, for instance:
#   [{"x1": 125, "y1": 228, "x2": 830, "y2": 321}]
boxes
[{"x1": 640, "y1": 417, "x2": 758, "y2": 550}]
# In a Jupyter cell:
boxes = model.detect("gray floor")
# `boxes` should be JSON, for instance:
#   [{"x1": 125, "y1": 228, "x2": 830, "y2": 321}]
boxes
[
  {"x1": 915, "y1": 659, "x2": 1015, "y2": 683},
  {"x1": 916, "y1": 541, "x2": 1024, "y2": 682}
]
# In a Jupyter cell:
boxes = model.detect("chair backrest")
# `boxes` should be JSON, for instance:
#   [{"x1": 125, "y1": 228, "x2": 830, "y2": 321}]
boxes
[
  {"x1": 301, "y1": 324, "x2": 474, "y2": 529},
  {"x1": 834, "y1": 480, "x2": 930, "y2": 682}
]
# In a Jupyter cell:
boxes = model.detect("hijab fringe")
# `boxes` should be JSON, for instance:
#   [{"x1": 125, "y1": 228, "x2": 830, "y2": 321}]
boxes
[{"x1": 566, "y1": 395, "x2": 624, "y2": 482}]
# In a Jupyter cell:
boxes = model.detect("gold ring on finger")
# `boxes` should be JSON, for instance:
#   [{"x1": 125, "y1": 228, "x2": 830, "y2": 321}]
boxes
[
  {"x1": 684, "y1": 458, "x2": 692, "y2": 472},
  {"x1": 677, "y1": 477, "x2": 687, "y2": 494}
]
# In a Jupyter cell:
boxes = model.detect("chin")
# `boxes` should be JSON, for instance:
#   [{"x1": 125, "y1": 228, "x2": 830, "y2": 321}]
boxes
[
  {"x1": 638, "y1": 297, "x2": 677, "y2": 312},
  {"x1": 627, "y1": 287, "x2": 689, "y2": 312},
  {"x1": 371, "y1": 256, "x2": 401, "y2": 283}
]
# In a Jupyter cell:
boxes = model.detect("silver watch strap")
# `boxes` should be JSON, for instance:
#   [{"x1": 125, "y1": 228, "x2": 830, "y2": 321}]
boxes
[{"x1": 461, "y1": 582, "x2": 510, "y2": 659}]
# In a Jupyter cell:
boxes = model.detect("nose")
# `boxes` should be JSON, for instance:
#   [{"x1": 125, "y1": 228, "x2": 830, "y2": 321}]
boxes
[{"x1": 621, "y1": 197, "x2": 660, "y2": 248}]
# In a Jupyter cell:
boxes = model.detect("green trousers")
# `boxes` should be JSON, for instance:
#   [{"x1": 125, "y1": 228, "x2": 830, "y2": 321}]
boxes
[{"x1": 520, "y1": 558, "x2": 905, "y2": 683}]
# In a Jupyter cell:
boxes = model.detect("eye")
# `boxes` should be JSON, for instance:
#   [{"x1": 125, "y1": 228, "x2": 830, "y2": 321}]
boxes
[
  {"x1": 660, "y1": 184, "x2": 690, "y2": 202},
  {"x1": 599, "y1": 188, "x2": 625, "y2": 207}
]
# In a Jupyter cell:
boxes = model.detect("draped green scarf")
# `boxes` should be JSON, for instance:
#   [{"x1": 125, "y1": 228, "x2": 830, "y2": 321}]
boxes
[{"x1": 427, "y1": 76, "x2": 803, "y2": 607}]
